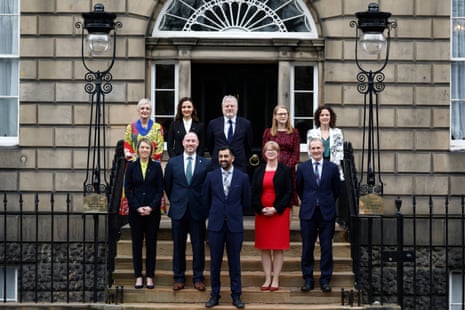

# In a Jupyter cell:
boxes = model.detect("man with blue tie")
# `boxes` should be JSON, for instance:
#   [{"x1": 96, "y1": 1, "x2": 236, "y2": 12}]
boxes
[
  {"x1": 164, "y1": 132, "x2": 212, "y2": 291},
  {"x1": 296, "y1": 138, "x2": 341, "y2": 293},
  {"x1": 206, "y1": 95, "x2": 253, "y2": 173},
  {"x1": 203, "y1": 146, "x2": 251, "y2": 309}
]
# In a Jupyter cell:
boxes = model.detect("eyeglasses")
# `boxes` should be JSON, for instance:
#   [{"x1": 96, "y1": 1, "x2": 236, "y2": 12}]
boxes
[{"x1": 276, "y1": 113, "x2": 288, "y2": 116}]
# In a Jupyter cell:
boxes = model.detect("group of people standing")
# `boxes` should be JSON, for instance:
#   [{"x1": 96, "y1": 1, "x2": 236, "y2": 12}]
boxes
[{"x1": 121, "y1": 95, "x2": 343, "y2": 309}]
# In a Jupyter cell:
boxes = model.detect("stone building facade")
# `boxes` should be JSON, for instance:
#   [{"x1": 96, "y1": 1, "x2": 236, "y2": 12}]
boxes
[{"x1": 0, "y1": 0, "x2": 460, "y2": 215}]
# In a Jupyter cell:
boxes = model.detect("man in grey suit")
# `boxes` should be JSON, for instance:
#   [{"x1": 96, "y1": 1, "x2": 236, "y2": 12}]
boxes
[{"x1": 164, "y1": 132, "x2": 211, "y2": 291}]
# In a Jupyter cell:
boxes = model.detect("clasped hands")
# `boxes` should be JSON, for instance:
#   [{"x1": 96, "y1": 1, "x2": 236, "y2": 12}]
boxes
[
  {"x1": 262, "y1": 207, "x2": 276, "y2": 216},
  {"x1": 137, "y1": 206, "x2": 152, "y2": 216}
]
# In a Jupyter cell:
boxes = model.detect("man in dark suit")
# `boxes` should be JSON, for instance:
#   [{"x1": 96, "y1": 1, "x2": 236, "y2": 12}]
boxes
[
  {"x1": 296, "y1": 138, "x2": 341, "y2": 293},
  {"x1": 164, "y1": 132, "x2": 211, "y2": 291},
  {"x1": 202, "y1": 146, "x2": 251, "y2": 309},
  {"x1": 206, "y1": 95, "x2": 253, "y2": 173}
]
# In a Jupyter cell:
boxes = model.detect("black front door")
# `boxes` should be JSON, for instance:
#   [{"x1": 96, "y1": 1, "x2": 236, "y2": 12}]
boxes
[{"x1": 191, "y1": 63, "x2": 278, "y2": 152}]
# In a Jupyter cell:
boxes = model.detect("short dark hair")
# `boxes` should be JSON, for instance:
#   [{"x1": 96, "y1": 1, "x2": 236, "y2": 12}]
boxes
[{"x1": 218, "y1": 146, "x2": 235, "y2": 157}]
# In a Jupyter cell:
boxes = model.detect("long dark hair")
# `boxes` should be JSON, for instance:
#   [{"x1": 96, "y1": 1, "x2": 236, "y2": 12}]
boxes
[
  {"x1": 175, "y1": 97, "x2": 199, "y2": 122},
  {"x1": 314, "y1": 105, "x2": 337, "y2": 128}
]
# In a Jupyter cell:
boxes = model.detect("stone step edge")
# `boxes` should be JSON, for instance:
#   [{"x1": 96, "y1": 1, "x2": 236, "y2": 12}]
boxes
[{"x1": 114, "y1": 254, "x2": 353, "y2": 261}]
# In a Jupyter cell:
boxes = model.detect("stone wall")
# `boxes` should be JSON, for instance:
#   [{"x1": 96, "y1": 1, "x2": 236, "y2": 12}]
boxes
[
  {"x1": 0, "y1": 0, "x2": 462, "y2": 216},
  {"x1": 1, "y1": 242, "x2": 107, "y2": 303},
  {"x1": 359, "y1": 245, "x2": 463, "y2": 309}
]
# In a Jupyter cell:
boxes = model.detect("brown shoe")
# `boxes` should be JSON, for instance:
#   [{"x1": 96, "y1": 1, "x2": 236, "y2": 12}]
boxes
[
  {"x1": 194, "y1": 281, "x2": 206, "y2": 291},
  {"x1": 173, "y1": 282, "x2": 185, "y2": 291}
]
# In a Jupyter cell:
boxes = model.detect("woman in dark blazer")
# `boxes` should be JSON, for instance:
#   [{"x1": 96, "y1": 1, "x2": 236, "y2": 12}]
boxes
[
  {"x1": 167, "y1": 97, "x2": 205, "y2": 157},
  {"x1": 251, "y1": 141, "x2": 293, "y2": 291},
  {"x1": 124, "y1": 138, "x2": 164, "y2": 289}
]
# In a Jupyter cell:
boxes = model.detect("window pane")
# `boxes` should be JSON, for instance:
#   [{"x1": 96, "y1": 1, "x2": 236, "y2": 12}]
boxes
[
  {"x1": 453, "y1": 1, "x2": 465, "y2": 17},
  {"x1": 156, "y1": 64, "x2": 175, "y2": 89},
  {"x1": 154, "y1": 91, "x2": 175, "y2": 115},
  {"x1": 0, "y1": 0, "x2": 18, "y2": 14},
  {"x1": 0, "y1": 59, "x2": 18, "y2": 96},
  {"x1": 0, "y1": 16, "x2": 18, "y2": 55},
  {"x1": 451, "y1": 62, "x2": 465, "y2": 99},
  {"x1": 294, "y1": 119, "x2": 313, "y2": 143},
  {"x1": 451, "y1": 101, "x2": 465, "y2": 140},
  {"x1": 0, "y1": 98, "x2": 18, "y2": 137},
  {"x1": 158, "y1": 0, "x2": 313, "y2": 33},
  {"x1": 0, "y1": 266, "x2": 17, "y2": 301},
  {"x1": 294, "y1": 93, "x2": 314, "y2": 116},
  {"x1": 294, "y1": 66, "x2": 314, "y2": 90},
  {"x1": 452, "y1": 19, "x2": 465, "y2": 58}
]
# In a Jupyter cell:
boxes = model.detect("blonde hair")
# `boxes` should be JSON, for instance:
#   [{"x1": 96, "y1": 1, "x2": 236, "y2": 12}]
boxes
[
  {"x1": 136, "y1": 137, "x2": 154, "y2": 158},
  {"x1": 270, "y1": 105, "x2": 293, "y2": 135},
  {"x1": 263, "y1": 140, "x2": 280, "y2": 154}
]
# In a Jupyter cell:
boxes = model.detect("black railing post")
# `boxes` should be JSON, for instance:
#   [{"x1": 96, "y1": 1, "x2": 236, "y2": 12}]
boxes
[
  {"x1": 82, "y1": 214, "x2": 86, "y2": 302},
  {"x1": 2, "y1": 193, "x2": 7, "y2": 303},
  {"x1": 460, "y1": 195, "x2": 465, "y2": 310},
  {"x1": 395, "y1": 197, "x2": 403, "y2": 307},
  {"x1": 428, "y1": 196, "x2": 433, "y2": 310},
  {"x1": 50, "y1": 193, "x2": 55, "y2": 303},
  {"x1": 34, "y1": 193, "x2": 39, "y2": 303},
  {"x1": 367, "y1": 217, "x2": 373, "y2": 303},
  {"x1": 19, "y1": 194, "x2": 23, "y2": 303},
  {"x1": 66, "y1": 194, "x2": 71, "y2": 303},
  {"x1": 93, "y1": 214, "x2": 99, "y2": 302},
  {"x1": 412, "y1": 195, "x2": 417, "y2": 308}
]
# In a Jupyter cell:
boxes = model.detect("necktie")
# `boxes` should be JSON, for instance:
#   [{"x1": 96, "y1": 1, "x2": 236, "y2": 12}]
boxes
[
  {"x1": 314, "y1": 162, "x2": 320, "y2": 185},
  {"x1": 227, "y1": 119, "x2": 233, "y2": 143},
  {"x1": 186, "y1": 157, "x2": 193, "y2": 185},
  {"x1": 223, "y1": 171, "x2": 231, "y2": 197}
]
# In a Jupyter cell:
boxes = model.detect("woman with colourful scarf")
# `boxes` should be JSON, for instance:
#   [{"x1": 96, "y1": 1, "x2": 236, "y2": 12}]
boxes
[{"x1": 120, "y1": 98, "x2": 165, "y2": 216}]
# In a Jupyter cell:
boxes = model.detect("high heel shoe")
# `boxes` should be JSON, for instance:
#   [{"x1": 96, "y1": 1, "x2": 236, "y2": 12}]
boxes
[
  {"x1": 260, "y1": 285, "x2": 270, "y2": 291},
  {"x1": 146, "y1": 277, "x2": 154, "y2": 289}
]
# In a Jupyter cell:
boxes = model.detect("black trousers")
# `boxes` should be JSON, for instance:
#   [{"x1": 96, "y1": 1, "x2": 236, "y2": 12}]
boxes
[{"x1": 128, "y1": 212, "x2": 161, "y2": 278}]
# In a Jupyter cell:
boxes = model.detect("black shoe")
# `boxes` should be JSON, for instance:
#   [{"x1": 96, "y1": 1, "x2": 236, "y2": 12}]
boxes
[
  {"x1": 321, "y1": 283, "x2": 332, "y2": 292},
  {"x1": 300, "y1": 282, "x2": 314, "y2": 292},
  {"x1": 205, "y1": 296, "x2": 219, "y2": 308},
  {"x1": 232, "y1": 297, "x2": 245, "y2": 309}
]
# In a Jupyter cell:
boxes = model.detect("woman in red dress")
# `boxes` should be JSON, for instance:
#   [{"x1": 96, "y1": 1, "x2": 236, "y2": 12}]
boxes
[
  {"x1": 262, "y1": 105, "x2": 300, "y2": 206},
  {"x1": 251, "y1": 141, "x2": 293, "y2": 291}
]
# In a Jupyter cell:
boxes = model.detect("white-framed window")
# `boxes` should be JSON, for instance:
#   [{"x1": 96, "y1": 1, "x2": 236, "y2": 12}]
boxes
[
  {"x1": 451, "y1": 0, "x2": 465, "y2": 151},
  {"x1": 450, "y1": 271, "x2": 465, "y2": 309},
  {"x1": 151, "y1": 62, "x2": 179, "y2": 145},
  {"x1": 0, "y1": 0, "x2": 19, "y2": 146},
  {"x1": 0, "y1": 266, "x2": 17, "y2": 301},
  {"x1": 291, "y1": 63, "x2": 319, "y2": 152}
]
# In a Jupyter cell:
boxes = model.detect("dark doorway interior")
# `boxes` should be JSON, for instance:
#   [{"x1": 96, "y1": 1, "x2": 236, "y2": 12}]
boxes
[{"x1": 191, "y1": 63, "x2": 278, "y2": 151}]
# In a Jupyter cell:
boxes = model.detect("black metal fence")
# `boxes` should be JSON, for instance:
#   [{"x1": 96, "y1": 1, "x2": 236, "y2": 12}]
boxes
[
  {"x1": 0, "y1": 192, "x2": 108, "y2": 303},
  {"x1": 351, "y1": 195, "x2": 465, "y2": 310}
]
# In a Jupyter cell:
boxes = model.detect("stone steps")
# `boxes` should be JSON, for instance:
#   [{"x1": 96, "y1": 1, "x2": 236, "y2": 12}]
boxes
[{"x1": 110, "y1": 217, "x2": 358, "y2": 308}]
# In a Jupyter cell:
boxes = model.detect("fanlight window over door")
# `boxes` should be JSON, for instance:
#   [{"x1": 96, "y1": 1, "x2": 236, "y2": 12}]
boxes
[{"x1": 153, "y1": 0, "x2": 318, "y2": 39}]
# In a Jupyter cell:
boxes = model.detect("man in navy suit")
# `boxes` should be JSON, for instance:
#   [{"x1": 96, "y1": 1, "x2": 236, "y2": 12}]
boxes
[
  {"x1": 296, "y1": 138, "x2": 341, "y2": 293},
  {"x1": 203, "y1": 146, "x2": 251, "y2": 309},
  {"x1": 206, "y1": 95, "x2": 253, "y2": 173},
  {"x1": 164, "y1": 132, "x2": 211, "y2": 291}
]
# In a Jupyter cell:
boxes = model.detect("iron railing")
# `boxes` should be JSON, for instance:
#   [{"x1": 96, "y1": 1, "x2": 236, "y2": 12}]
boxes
[
  {"x1": 0, "y1": 192, "x2": 108, "y2": 303},
  {"x1": 351, "y1": 195, "x2": 465, "y2": 310}
]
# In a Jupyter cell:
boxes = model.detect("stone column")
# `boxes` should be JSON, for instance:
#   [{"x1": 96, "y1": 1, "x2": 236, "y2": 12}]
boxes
[{"x1": 278, "y1": 60, "x2": 291, "y2": 107}]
